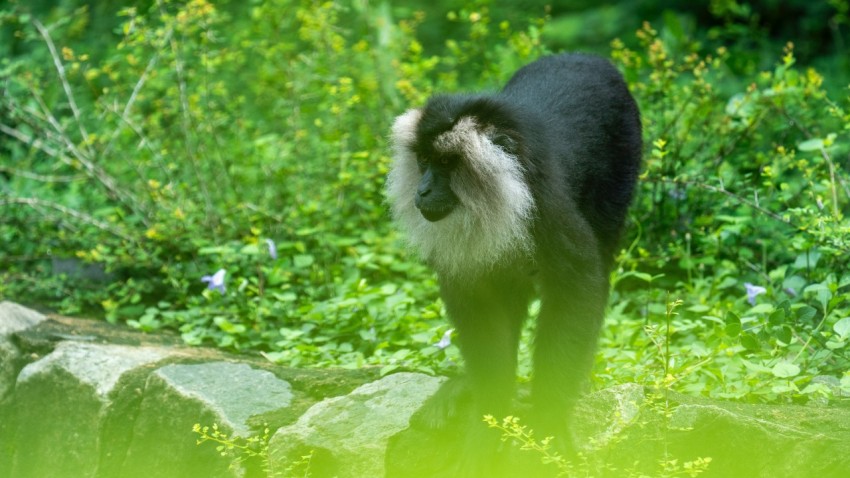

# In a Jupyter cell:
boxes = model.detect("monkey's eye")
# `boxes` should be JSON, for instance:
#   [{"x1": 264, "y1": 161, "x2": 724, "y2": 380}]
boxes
[
  {"x1": 415, "y1": 156, "x2": 428, "y2": 172},
  {"x1": 438, "y1": 154, "x2": 459, "y2": 167}
]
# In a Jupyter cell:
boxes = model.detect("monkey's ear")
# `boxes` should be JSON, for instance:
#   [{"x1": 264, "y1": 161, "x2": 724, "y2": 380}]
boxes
[{"x1": 391, "y1": 109, "x2": 422, "y2": 147}]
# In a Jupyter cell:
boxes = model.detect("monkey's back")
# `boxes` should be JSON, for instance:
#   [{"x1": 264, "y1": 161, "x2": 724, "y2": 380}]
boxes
[{"x1": 501, "y1": 53, "x2": 642, "y2": 260}]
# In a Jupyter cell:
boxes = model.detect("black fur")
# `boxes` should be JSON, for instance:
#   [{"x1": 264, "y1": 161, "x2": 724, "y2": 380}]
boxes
[{"x1": 389, "y1": 53, "x2": 641, "y2": 475}]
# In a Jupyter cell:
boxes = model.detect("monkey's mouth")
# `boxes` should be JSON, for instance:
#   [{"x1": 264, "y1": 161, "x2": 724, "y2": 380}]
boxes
[{"x1": 419, "y1": 207, "x2": 453, "y2": 222}]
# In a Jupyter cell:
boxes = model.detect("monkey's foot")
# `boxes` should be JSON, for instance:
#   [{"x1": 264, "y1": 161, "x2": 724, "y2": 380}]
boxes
[{"x1": 411, "y1": 375, "x2": 473, "y2": 430}]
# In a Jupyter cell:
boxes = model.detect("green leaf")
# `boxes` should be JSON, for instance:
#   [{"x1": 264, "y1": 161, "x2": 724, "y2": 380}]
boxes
[
  {"x1": 293, "y1": 254, "x2": 314, "y2": 268},
  {"x1": 741, "y1": 359, "x2": 771, "y2": 373},
  {"x1": 379, "y1": 364, "x2": 400, "y2": 376},
  {"x1": 797, "y1": 138, "x2": 824, "y2": 152},
  {"x1": 804, "y1": 283, "x2": 832, "y2": 311},
  {"x1": 198, "y1": 246, "x2": 231, "y2": 255},
  {"x1": 771, "y1": 361, "x2": 800, "y2": 378},
  {"x1": 630, "y1": 272, "x2": 655, "y2": 282},
  {"x1": 833, "y1": 317, "x2": 850, "y2": 339},
  {"x1": 273, "y1": 292, "x2": 297, "y2": 302},
  {"x1": 772, "y1": 325, "x2": 792, "y2": 345},
  {"x1": 740, "y1": 332, "x2": 760, "y2": 351},
  {"x1": 239, "y1": 244, "x2": 260, "y2": 255},
  {"x1": 748, "y1": 304, "x2": 775, "y2": 315},
  {"x1": 725, "y1": 312, "x2": 742, "y2": 338},
  {"x1": 841, "y1": 376, "x2": 850, "y2": 393},
  {"x1": 796, "y1": 306, "x2": 817, "y2": 322},
  {"x1": 768, "y1": 308, "x2": 786, "y2": 325},
  {"x1": 793, "y1": 250, "x2": 821, "y2": 269}
]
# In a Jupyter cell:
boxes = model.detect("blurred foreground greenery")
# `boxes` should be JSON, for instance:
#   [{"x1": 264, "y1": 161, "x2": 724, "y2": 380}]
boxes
[{"x1": 1, "y1": 0, "x2": 850, "y2": 408}]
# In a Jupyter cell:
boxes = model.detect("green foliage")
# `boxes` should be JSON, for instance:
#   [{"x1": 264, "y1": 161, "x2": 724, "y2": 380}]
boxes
[
  {"x1": 602, "y1": 20, "x2": 850, "y2": 403},
  {"x1": 484, "y1": 414, "x2": 712, "y2": 478},
  {"x1": 1, "y1": 0, "x2": 849, "y2": 407},
  {"x1": 193, "y1": 423, "x2": 313, "y2": 477},
  {"x1": 0, "y1": 0, "x2": 534, "y2": 371}
]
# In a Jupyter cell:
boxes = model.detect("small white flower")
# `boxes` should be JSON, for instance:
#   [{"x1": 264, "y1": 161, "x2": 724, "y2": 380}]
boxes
[
  {"x1": 266, "y1": 239, "x2": 278, "y2": 259},
  {"x1": 744, "y1": 282, "x2": 766, "y2": 305},
  {"x1": 435, "y1": 329, "x2": 454, "y2": 349},
  {"x1": 201, "y1": 268, "x2": 227, "y2": 294}
]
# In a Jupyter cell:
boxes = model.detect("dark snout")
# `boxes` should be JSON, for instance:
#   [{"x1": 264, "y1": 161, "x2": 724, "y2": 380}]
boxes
[{"x1": 415, "y1": 168, "x2": 459, "y2": 222}]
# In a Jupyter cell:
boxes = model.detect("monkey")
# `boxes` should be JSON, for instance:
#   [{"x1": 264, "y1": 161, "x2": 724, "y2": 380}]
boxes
[{"x1": 386, "y1": 53, "x2": 641, "y2": 474}]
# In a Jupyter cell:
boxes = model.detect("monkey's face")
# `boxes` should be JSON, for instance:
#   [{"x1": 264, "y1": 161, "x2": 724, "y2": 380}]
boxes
[
  {"x1": 413, "y1": 153, "x2": 460, "y2": 222},
  {"x1": 386, "y1": 101, "x2": 536, "y2": 277}
]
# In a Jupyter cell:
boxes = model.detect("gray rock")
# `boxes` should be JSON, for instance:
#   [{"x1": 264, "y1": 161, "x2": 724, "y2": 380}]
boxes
[
  {"x1": 573, "y1": 382, "x2": 645, "y2": 449},
  {"x1": 0, "y1": 302, "x2": 48, "y2": 477},
  {"x1": 155, "y1": 362, "x2": 293, "y2": 435},
  {"x1": 0, "y1": 301, "x2": 46, "y2": 336},
  {"x1": 269, "y1": 372, "x2": 445, "y2": 478},
  {"x1": 663, "y1": 400, "x2": 850, "y2": 478},
  {"x1": 51, "y1": 257, "x2": 115, "y2": 283},
  {"x1": 559, "y1": 388, "x2": 850, "y2": 478},
  {"x1": 114, "y1": 361, "x2": 294, "y2": 478},
  {"x1": 0, "y1": 301, "x2": 46, "y2": 400},
  {"x1": 7, "y1": 342, "x2": 173, "y2": 478},
  {"x1": 17, "y1": 342, "x2": 170, "y2": 397}
]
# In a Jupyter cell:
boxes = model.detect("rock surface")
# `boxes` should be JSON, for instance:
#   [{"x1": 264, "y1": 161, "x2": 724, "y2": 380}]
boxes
[
  {"x1": 0, "y1": 302, "x2": 376, "y2": 478},
  {"x1": 1, "y1": 301, "x2": 850, "y2": 478},
  {"x1": 269, "y1": 372, "x2": 445, "y2": 478},
  {"x1": 10, "y1": 342, "x2": 177, "y2": 478},
  {"x1": 0, "y1": 301, "x2": 47, "y2": 400}
]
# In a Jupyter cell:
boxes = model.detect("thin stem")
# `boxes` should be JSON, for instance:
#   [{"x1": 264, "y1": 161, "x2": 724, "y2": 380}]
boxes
[
  {"x1": 0, "y1": 197, "x2": 135, "y2": 242},
  {"x1": 0, "y1": 165, "x2": 84, "y2": 183},
  {"x1": 819, "y1": 146, "x2": 841, "y2": 219},
  {"x1": 654, "y1": 177, "x2": 790, "y2": 225},
  {"x1": 101, "y1": 26, "x2": 175, "y2": 159},
  {"x1": 157, "y1": 0, "x2": 215, "y2": 224},
  {"x1": 32, "y1": 19, "x2": 92, "y2": 155}
]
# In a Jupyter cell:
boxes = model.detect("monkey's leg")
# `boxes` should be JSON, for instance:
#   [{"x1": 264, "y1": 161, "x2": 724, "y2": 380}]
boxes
[
  {"x1": 531, "y1": 266, "x2": 608, "y2": 450},
  {"x1": 435, "y1": 272, "x2": 532, "y2": 478},
  {"x1": 443, "y1": 272, "x2": 532, "y2": 418},
  {"x1": 414, "y1": 272, "x2": 531, "y2": 431}
]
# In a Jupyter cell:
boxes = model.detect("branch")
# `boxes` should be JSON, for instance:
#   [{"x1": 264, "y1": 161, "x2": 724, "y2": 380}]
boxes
[
  {"x1": 101, "y1": 102, "x2": 172, "y2": 180},
  {"x1": 102, "y1": 25, "x2": 174, "y2": 159},
  {"x1": 24, "y1": 84, "x2": 150, "y2": 225},
  {"x1": 32, "y1": 19, "x2": 92, "y2": 155},
  {"x1": 124, "y1": 27, "x2": 174, "y2": 119},
  {"x1": 0, "y1": 166, "x2": 84, "y2": 183},
  {"x1": 0, "y1": 121, "x2": 135, "y2": 209},
  {"x1": 0, "y1": 122, "x2": 62, "y2": 157},
  {"x1": 0, "y1": 196, "x2": 136, "y2": 242},
  {"x1": 156, "y1": 0, "x2": 214, "y2": 220},
  {"x1": 654, "y1": 177, "x2": 791, "y2": 225},
  {"x1": 820, "y1": 146, "x2": 841, "y2": 219}
]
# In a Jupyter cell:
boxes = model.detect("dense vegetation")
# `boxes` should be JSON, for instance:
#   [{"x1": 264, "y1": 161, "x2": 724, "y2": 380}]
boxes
[{"x1": 2, "y1": 0, "x2": 849, "y2": 409}]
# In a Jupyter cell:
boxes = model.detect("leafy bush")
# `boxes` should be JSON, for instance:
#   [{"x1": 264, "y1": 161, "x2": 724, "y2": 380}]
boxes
[
  {"x1": 603, "y1": 22, "x2": 850, "y2": 402},
  {"x1": 1, "y1": 0, "x2": 849, "y2": 404},
  {"x1": 0, "y1": 0, "x2": 541, "y2": 373}
]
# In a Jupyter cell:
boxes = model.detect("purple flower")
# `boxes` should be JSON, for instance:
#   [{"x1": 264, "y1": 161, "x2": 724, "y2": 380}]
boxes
[
  {"x1": 435, "y1": 329, "x2": 454, "y2": 350},
  {"x1": 744, "y1": 282, "x2": 766, "y2": 305},
  {"x1": 201, "y1": 268, "x2": 227, "y2": 294},
  {"x1": 265, "y1": 239, "x2": 278, "y2": 260}
]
